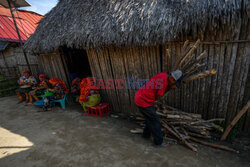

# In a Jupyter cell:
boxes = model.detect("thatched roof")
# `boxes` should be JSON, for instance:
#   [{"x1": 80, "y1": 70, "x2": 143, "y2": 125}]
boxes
[{"x1": 25, "y1": 0, "x2": 249, "y2": 54}]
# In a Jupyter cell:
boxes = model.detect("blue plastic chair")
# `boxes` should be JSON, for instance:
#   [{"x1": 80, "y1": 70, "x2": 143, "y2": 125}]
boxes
[
  {"x1": 33, "y1": 98, "x2": 55, "y2": 108},
  {"x1": 33, "y1": 99, "x2": 44, "y2": 107},
  {"x1": 54, "y1": 94, "x2": 69, "y2": 109}
]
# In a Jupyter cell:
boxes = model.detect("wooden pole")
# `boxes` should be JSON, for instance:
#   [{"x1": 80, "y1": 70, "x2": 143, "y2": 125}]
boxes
[
  {"x1": 7, "y1": 0, "x2": 31, "y2": 72},
  {"x1": 220, "y1": 100, "x2": 250, "y2": 141},
  {"x1": 190, "y1": 137, "x2": 238, "y2": 153},
  {"x1": 162, "y1": 122, "x2": 198, "y2": 152}
]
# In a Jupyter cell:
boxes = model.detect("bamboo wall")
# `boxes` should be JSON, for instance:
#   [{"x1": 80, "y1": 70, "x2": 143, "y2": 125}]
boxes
[
  {"x1": 0, "y1": 45, "x2": 40, "y2": 75},
  {"x1": 86, "y1": 20, "x2": 249, "y2": 134},
  {"x1": 38, "y1": 52, "x2": 70, "y2": 85}
]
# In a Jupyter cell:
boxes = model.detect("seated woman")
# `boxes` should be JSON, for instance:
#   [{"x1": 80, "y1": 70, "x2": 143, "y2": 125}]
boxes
[
  {"x1": 26, "y1": 74, "x2": 49, "y2": 105},
  {"x1": 16, "y1": 70, "x2": 37, "y2": 104},
  {"x1": 38, "y1": 78, "x2": 68, "y2": 112},
  {"x1": 71, "y1": 77, "x2": 81, "y2": 102},
  {"x1": 79, "y1": 77, "x2": 101, "y2": 110}
]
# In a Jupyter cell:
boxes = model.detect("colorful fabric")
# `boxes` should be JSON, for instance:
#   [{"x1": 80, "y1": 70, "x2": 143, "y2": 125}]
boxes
[
  {"x1": 53, "y1": 84, "x2": 65, "y2": 99},
  {"x1": 18, "y1": 75, "x2": 37, "y2": 86},
  {"x1": 72, "y1": 77, "x2": 80, "y2": 85},
  {"x1": 49, "y1": 78, "x2": 69, "y2": 93},
  {"x1": 79, "y1": 77, "x2": 100, "y2": 102},
  {"x1": 71, "y1": 77, "x2": 80, "y2": 95},
  {"x1": 134, "y1": 72, "x2": 168, "y2": 108},
  {"x1": 79, "y1": 94, "x2": 101, "y2": 111},
  {"x1": 23, "y1": 70, "x2": 30, "y2": 74},
  {"x1": 71, "y1": 84, "x2": 79, "y2": 95},
  {"x1": 37, "y1": 80, "x2": 49, "y2": 89}
]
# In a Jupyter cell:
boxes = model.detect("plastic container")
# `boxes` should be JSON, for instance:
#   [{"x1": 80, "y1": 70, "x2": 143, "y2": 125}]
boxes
[{"x1": 86, "y1": 103, "x2": 109, "y2": 117}]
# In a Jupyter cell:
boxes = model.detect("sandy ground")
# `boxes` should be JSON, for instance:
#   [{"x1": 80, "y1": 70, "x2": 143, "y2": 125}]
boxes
[{"x1": 0, "y1": 96, "x2": 250, "y2": 167}]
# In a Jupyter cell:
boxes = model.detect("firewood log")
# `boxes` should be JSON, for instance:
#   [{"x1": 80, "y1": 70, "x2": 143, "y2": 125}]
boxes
[
  {"x1": 184, "y1": 69, "x2": 216, "y2": 84},
  {"x1": 183, "y1": 63, "x2": 206, "y2": 77},
  {"x1": 190, "y1": 118, "x2": 225, "y2": 125},
  {"x1": 182, "y1": 51, "x2": 207, "y2": 72},
  {"x1": 187, "y1": 132, "x2": 212, "y2": 139},
  {"x1": 178, "y1": 39, "x2": 200, "y2": 68},
  {"x1": 189, "y1": 137, "x2": 238, "y2": 153},
  {"x1": 162, "y1": 122, "x2": 198, "y2": 152}
]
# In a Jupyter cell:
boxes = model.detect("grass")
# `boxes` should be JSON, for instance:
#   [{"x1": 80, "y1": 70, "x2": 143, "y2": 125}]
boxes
[{"x1": 0, "y1": 77, "x2": 18, "y2": 97}]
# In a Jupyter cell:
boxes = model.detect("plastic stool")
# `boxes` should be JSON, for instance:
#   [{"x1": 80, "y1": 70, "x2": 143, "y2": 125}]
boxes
[{"x1": 86, "y1": 103, "x2": 109, "y2": 117}]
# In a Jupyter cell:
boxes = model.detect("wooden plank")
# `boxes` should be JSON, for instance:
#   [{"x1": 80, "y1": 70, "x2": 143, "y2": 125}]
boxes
[
  {"x1": 103, "y1": 47, "x2": 119, "y2": 113},
  {"x1": 201, "y1": 31, "x2": 211, "y2": 119},
  {"x1": 179, "y1": 35, "x2": 185, "y2": 110},
  {"x1": 215, "y1": 29, "x2": 227, "y2": 118},
  {"x1": 43, "y1": 54, "x2": 53, "y2": 78},
  {"x1": 121, "y1": 46, "x2": 135, "y2": 114},
  {"x1": 97, "y1": 47, "x2": 118, "y2": 113},
  {"x1": 210, "y1": 40, "x2": 220, "y2": 118},
  {"x1": 86, "y1": 49, "x2": 97, "y2": 78},
  {"x1": 127, "y1": 46, "x2": 140, "y2": 115},
  {"x1": 114, "y1": 46, "x2": 131, "y2": 114},
  {"x1": 95, "y1": 48, "x2": 115, "y2": 112},
  {"x1": 229, "y1": 18, "x2": 249, "y2": 131},
  {"x1": 58, "y1": 50, "x2": 71, "y2": 86},
  {"x1": 217, "y1": 25, "x2": 234, "y2": 121},
  {"x1": 89, "y1": 48, "x2": 117, "y2": 111},
  {"x1": 206, "y1": 30, "x2": 216, "y2": 119},
  {"x1": 105, "y1": 46, "x2": 123, "y2": 113},
  {"x1": 223, "y1": 21, "x2": 241, "y2": 123},
  {"x1": 199, "y1": 32, "x2": 206, "y2": 118},
  {"x1": 176, "y1": 43, "x2": 182, "y2": 109},
  {"x1": 240, "y1": 21, "x2": 250, "y2": 133}
]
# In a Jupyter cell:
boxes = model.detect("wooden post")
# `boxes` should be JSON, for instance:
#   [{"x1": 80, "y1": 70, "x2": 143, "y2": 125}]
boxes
[{"x1": 220, "y1": 100, "x2": 250, "y2": 141}]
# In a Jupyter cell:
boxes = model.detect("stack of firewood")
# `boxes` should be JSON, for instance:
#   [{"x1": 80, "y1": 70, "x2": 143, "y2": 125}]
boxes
[
  {"x1": 131, "y1": 103, "x2": 238, "y2": 153},
  {"x1": 166, "y1": 39, "x2": 216, "y2": 84}
]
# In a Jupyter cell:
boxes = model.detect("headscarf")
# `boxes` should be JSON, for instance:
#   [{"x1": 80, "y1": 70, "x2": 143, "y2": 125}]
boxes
[
  {"x1": 39, "y1": 74, "x2": 47, "y2": 79},
  {"x1": 49, "y1": 78, "x2": 69, "y2": 93},
  {"x1": 80, "y1": 77, "x2": 100, "y2": 102},
  {"x1": 23, "y1": 70, "x2": 32, "y2": 77},
  {"x1": 23, "y1": 70, "x2": 30, "y2": 74}
]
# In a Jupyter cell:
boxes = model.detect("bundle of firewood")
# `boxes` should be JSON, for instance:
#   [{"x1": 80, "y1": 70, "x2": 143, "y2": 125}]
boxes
[
  {"x1": 130, "y1": 103, "x2": 238, "y2": 153},
  {"x1": 167, "y1": 39, "x2": 216, "y2": 84}
]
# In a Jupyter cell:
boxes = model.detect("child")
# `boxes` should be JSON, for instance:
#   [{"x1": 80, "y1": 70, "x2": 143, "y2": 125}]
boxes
[{"x1": 38, "y1": 78, "x2": 68, "y2": 112}]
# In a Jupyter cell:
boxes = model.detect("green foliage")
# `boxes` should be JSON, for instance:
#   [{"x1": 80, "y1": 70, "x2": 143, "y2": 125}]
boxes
[{"x1": 0, "y1": 77, "x2": 18, "y2": 97}]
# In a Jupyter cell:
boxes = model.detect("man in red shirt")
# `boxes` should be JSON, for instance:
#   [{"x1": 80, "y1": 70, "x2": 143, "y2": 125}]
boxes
[{"x1": 134, "y1": 70, "x2": 183, "y2": 147}]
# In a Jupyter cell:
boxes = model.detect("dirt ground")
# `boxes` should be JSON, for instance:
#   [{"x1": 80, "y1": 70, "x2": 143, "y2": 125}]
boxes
[{"x1": 0, "y1": 96, "x2": 250, "y2": 167}]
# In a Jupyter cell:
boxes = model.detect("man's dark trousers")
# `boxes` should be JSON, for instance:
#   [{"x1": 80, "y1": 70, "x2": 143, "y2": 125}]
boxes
[{"x1": 138, "y1": 106, "x2": 163, "y2": 145}]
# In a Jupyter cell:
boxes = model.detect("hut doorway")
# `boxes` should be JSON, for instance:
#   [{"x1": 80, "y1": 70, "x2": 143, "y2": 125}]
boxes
[{"x1": 63, "y1": 47, "x2": 92, "y2": 81}]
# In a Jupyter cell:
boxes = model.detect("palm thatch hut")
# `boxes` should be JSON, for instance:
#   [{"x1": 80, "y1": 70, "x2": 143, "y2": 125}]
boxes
[{"x1": 24, "y1": 0, "x2": 250, "y2": 134}]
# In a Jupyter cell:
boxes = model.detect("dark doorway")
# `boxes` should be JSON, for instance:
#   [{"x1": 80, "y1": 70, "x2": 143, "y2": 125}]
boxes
[{"x1": 63, "y1": 47, "x2": 92, "y2": 81}]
